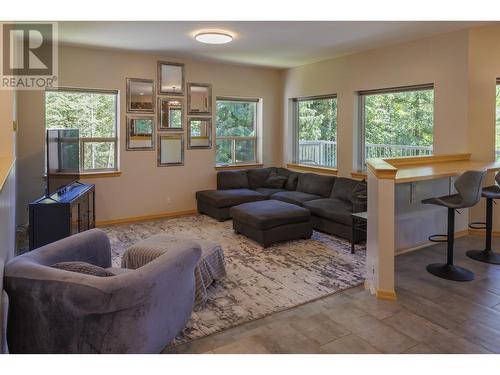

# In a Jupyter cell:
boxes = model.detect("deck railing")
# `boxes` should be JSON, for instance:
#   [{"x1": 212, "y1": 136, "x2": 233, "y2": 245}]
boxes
[
  {"x1": 298, "y1": 141, "x2": 433, "y2": 168},
  {"x1": 298, "y1": 141, "x2": 338, "y2": 167}
]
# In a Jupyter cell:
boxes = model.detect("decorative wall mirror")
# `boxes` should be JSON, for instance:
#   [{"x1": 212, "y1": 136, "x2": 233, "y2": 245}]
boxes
[
  {"x1": 158, "y1": 134, "x2": 184, "y2": 166},
  {"x1": 126, "y1": 116, "x2": 155, "y2": 150},
  {"x1": 158, "y1": 61, "x2": 185, "y2": 96},
  {"x1": 158, "y1": 98, "x2": 184, "y2": 130},
  {"x1": 187, "y1": 83, "x2": 212, "y2": 115},
  {"x1": 126, "y1": 78, "x2": 155, "y2": 113},
  {"x1": 188, "y1": 117, "x2": 212, "y2": 149}
]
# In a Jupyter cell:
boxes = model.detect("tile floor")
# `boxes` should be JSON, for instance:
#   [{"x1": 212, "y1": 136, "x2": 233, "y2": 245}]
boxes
[{"x1": 163, "y1": 235, "x2": 500, "y2": 354}]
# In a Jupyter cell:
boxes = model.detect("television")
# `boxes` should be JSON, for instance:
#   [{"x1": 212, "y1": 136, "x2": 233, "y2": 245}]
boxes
[{"x1": 46, "y1": 129, "x2": 80, "y2": 196}]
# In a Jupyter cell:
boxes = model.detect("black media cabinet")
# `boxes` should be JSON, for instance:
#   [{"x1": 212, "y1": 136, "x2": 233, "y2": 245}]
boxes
[{"x1": 29, "y1": 182, "x2": 95, "y2": 250}]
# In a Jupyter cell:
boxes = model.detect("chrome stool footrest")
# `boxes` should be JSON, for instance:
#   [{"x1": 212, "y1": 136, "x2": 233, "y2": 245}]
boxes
[
  {"x1": 468, "y1": 221, "x2": 487, "y2": 230},
  {"x1": 428, "y1": 234, "x2": 448, "y2": 243}
]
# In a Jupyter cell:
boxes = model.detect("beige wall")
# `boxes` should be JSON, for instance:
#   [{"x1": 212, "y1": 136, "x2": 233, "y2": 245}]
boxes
[
  {"x1": 282, "y1": 25, "x2": 500, "y2": 236},
  {"x1": 467, "y1": 26, "x2": 500, "y2": 230},
  {"x1": 282, "y1": 30, "x2": 470, "y2": 177},
  {"x1": 16, "y1": 26, "x2": 500, "y2": 228},
  {"x1": 17, "y1": 45, "x2": 283, "y2": 224}
]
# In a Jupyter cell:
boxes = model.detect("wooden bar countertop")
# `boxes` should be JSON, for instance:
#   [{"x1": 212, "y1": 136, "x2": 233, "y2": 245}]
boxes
[{"x1": 366, "y1": 153, "x2": 500, "y2": 184}]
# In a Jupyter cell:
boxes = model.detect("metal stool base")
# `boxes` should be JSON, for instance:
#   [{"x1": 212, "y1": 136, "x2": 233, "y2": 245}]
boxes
[
  {"x1": 426, "y1": 263, "x2": 474, "y2": 282},
  {"x1": 466, "y1": 250, "x2": 500, "y2": 265}
]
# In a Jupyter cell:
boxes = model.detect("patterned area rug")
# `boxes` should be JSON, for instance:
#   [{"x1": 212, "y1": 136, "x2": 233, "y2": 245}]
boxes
[{"x1": 101, "y1": 214, "x2": 366, "y2": 344}]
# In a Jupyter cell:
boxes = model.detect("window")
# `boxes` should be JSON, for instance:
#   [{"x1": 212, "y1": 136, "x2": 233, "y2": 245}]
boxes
[
  {"x1": 359, "y1": 84, "x2": 434, "y2": 169},
  {"x1": 293, "y1": 95, "x2": 337, "y2": 168},
  {"x1": 216, "y1": 98, "x2": 258, "y2": 165},
  {"x1": 496, "y1": 80, "x2": 500, "y2": 161},
  {"x1": 45, "y1": 88, "x2": 119, "y2": 172}
]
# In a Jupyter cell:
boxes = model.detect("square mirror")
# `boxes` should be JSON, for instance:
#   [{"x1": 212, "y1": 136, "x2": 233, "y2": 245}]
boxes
[
  {"x1": 158, "y1": 98, "x2": 184, "y2": 130},
  {"x1": 188, "y1": 117, "x2": 212, "y2": 149},
  {"x1": 158, "y1": 62, "x2": 185, "y2": 96},
  {"x1": 126, "y1": 78, "x2": 155, "y2": 113},
  {"x1": 187, "y1": 83, "x2": 212, "y2": 115},
  {"x1": 158, "y1": 134, "x2": 184, "y2": 166},
  {"x1": 126, "y1": 116, "x2": 155, "y2": 150}
]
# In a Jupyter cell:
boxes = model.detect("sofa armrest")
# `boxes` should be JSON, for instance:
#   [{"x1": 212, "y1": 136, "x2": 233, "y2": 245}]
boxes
[
  {"x1": 5, "y1": 242, "x2": 202, "y2": 313},
  {"x1": 118, "y1": 243, "x2": 202, "y2": 303},
  {"x1": 20, "y1": 229, "x2": 112, "y2": 269},
  {"x1": 352, "y1": 194, "x2": 367, "y2": 213}
]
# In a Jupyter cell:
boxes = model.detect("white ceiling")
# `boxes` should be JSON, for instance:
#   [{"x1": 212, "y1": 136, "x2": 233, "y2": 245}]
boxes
[{"x1": 58, "y1": 21, "x2": 487, "y2": 69}]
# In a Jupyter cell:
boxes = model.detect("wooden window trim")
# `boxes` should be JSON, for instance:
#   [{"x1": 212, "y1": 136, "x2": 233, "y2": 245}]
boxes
[
  {"x1": 286, "y1": 163, "x2": 338, "y2": 175},
  {"x1": 214, "y1": 163, "x2": 263, "y2": 171}
]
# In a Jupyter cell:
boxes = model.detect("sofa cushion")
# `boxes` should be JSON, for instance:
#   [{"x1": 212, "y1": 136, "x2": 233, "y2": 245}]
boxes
[
  {"x1": 253, "y1": 187, "x2": 287, "y2": 198},
  {"x1": 51, "y1": 261, "x2": 115, "y2": 277},
  {"x1": 196, "y1": 189, "x2": 266, "y2": 208},
  {"x1": 262, "y1": 172, "x2": 288, "y2": 189},
  {"x1": 303, "y1": 198, "x2": 353, "y2": 226},
  {"x1": 275, "y1": 168, "x2": 300, "y2": 191},
  {"x1": 217, "y1": 170, "x2": 249, "y2": 190},
  {"x1": 230, "y1": 200, "x2": 310, "y2": 230},
  {"x1": 330, "y1": 177, "x2": 359, "y2": 201},
  {"x1": 247, "y1": 168, "x2": 274, "y2": 189},
  {"x1": 271, "y1": 190, "x2": 322, "y2": 206},
  {"x1": 297, "y1": 173, "x2": 336, "y2": 197}
]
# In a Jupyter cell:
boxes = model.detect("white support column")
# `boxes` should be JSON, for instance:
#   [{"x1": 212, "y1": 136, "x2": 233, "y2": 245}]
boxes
[{"x1": 365, "y1": 160, "x2": 397, "y2": 300}]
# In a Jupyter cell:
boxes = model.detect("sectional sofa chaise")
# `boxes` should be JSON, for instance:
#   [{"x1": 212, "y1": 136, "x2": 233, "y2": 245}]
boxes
[{"x1": 196, "y1": 167, "x2": 367, "y2": 242}]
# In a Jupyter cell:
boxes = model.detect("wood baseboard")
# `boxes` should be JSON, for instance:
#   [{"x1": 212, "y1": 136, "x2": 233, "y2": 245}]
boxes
[
  {"x1": 96, "y1": 209, "x2": 197, "y2": 227},
  {"x1": 376, "y1": 289, "x2": 397, "y2": 301},
  {"x1": 468, "y1": 228, "x2": 500, "y2": 237}
]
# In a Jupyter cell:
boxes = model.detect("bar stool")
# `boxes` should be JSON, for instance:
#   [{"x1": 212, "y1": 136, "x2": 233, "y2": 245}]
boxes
[
  {"x1": 422, "y1": 170, "x2": 486, "y2": 281},
  {"x1": 467, "y1": 172, "x2": 500, "y2": 264}
]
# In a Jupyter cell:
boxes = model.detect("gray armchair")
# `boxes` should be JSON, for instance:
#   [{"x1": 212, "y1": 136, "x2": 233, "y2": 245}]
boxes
[{"x1": 3, "y1": 229, "x2": 201, "y2": 353}]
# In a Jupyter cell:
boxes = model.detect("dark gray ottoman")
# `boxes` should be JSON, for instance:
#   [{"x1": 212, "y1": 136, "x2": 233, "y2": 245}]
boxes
[{"x1": 230, "y1": 200, "x2": 312, "y2": 247}]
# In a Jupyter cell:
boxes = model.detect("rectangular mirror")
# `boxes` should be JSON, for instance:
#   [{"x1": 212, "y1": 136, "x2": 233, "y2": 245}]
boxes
[
  {"x1": 158, "y1": 134, "x2": 184, "y2": 166},
  {"x1": 187, "y1": 83, "x2": 212, "y2": 115},
  {"x1": 188, "y1": 117, "x2": 212, "y2": 149},
  {"x1": 158, "y1": 98, "x2": 184, "y2": 130},
  {"x1": 158, "y1": 61, "x2": 184, "y2": 96},
  {"x1": 126, "y1": 116, "x2": 155, "y2": 150},
  {"x1": 126, "y1": 78, "x2": 155, "y2": 113}
]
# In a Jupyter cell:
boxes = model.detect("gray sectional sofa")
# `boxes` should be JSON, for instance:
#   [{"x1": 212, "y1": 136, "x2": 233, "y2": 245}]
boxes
[{"x1": 196, "y1": 167, "x2": 367, "y2": 242}]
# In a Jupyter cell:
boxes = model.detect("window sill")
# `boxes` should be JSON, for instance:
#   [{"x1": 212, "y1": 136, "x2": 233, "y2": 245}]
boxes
[
  {"x1": 286, "y1": 163, "x2": 338, "y2": 175},
  {"x1": 214, "y1": 163, "x2": 263, "y2": 171},
  {"x1": 80, "y1": 171, "x2": 122, "y2": 179},
  {"x1": 42, "y1": 171, "x2": 122, "y2": 180},
  {"x1": 351, "y1": 171, "x2": 367, "y2": 180}
]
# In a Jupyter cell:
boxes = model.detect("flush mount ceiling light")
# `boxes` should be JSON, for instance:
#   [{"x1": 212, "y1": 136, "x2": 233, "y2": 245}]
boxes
[{"x1": 195, "y1": 31, "x2": 233, "y2": 45}]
